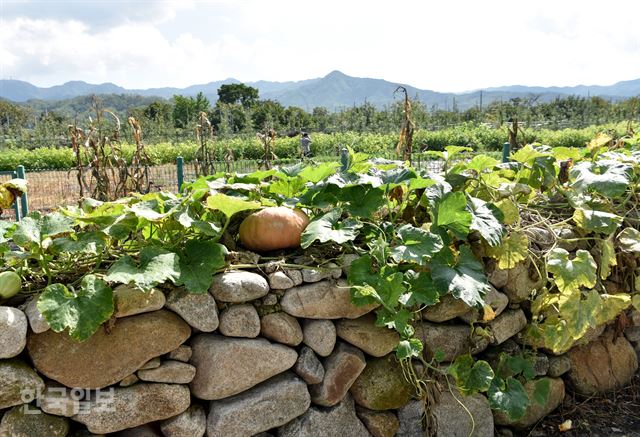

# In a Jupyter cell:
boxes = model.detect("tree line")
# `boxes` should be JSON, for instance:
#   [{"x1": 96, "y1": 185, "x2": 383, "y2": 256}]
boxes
[{"x1": 1, "y1": 82, "x2": 639, "y2": 149}]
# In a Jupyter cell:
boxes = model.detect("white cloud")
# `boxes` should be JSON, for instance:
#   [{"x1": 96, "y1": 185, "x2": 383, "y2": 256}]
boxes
[{"x1": 1, "y1": 0, "x2": 640, "y2": 91}]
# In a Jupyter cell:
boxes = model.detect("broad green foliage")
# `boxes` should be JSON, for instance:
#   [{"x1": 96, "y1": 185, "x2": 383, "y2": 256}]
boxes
[
  {"x1": 38, "y1": 275, "x2": 113, "y2": 341},
  {"x1": 431, "y1": 246, "x2": 489, "y2": 307},
  {"x1": 106, "y1": 247, "x2": 180, "y2": 291}
]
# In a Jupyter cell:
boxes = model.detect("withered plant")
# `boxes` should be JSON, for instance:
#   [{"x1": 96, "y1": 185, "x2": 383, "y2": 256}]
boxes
[{"x1": 395, "y1": 86, "x2": 415, "y2": 164}]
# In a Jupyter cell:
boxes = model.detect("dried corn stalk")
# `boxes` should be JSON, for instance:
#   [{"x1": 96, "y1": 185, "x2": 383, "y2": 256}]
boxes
[
  {"x1": 395, "y1": 86, "x2": 415, "y2": 163},
  {"x1": 195, "y1": 112, "x2": 216, "y2": 177},
  {"x1": 70, "y1": 97, "x2": 149, "y2": 201},
  {"x1": 258, "y1": 128, "x2": 278, "y2": 170}
]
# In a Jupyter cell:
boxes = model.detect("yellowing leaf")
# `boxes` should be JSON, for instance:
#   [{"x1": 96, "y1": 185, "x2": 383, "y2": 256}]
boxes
[
  {"x1": 486, "y1": 231, "x2": 529, "y2": 269},
  {"x1": 587, "y1": 132, "x2": 612, "y2": 152},
  {"x1": 598, "y1": 238, "x2": 617, "y2": 280},
  {"x1": 547, "y1": 249, "x2": 597, "y2": 295},
  {"x1": 595, "y1": 293, "x2": 631, "y2": 325},
  {"x1": 495, "y1": 199, "x2": 520, "y2": 226}
]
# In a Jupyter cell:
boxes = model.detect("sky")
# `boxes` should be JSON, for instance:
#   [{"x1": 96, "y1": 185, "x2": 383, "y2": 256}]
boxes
[{"x1": 1, "y1": 0, "x2": 639, "y2": 92}]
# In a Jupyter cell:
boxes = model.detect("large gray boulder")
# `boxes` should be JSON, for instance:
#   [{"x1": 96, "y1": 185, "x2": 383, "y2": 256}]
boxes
[
  {"x1": 209, "y1": 271, "x2": 269, "y2": 302},
  {"x1": 189, "y1": 334, "x2": 298, "y2": 400},
  {"x1": 432, "y1": 392, "x2": 494, "y2": 437},
  {"x1": 0, "y1": 359, "x2": 45, "y2": 409},
  {"x1": 207, "y1": 372, "x2": 310, "y2": 437},
  {"x1": 309, "y1": 342, "x2": 366, "y2": 407},
  {"x1": 160, "y1": 404, "x2": 206, "y2": 437},
  {"x1": 71, "y1": 383, "x2": 191, "y2": 434},
  {"x1": 0, "y1": 306, "x2": 28, "y2": 358},
  {"x1": 165, "y1": 287, "x2": 219, "y2": 332},
  {"x1": 281, "y1": 280, "x2": 378, "y2": 319},
  {"x1": 277, "y1": 394, "x2": 370, "y2": 437},
  {"x1": 0, "y1": 405, "x2": 69, "y2": 437},
  {"x1": 27, "y1": 310, "x2": 191, "y2": 389},
  {"x1": 335, "y1": 314, "x2": 399, "y2": 357}
]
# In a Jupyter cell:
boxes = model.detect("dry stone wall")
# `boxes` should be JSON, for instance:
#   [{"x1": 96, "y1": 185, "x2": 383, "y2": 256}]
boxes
[{"x1": 0, "y1": 261, "x2": 639, "y2": 437}]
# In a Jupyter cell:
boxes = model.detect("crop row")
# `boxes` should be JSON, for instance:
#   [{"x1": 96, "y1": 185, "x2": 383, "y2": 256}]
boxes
[{"x1": 0, "y1": 122, "x2": 631, "y2": 171}]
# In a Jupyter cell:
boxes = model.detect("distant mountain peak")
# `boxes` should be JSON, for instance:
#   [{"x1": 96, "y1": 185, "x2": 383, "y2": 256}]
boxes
[{"x1": 1, "y1": 72, "x2": 639, "y2": 111}]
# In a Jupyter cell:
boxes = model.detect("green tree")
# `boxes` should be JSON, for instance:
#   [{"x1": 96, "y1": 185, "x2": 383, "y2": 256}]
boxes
[
  {"x1": 217, "y1": 84, "x2": 259, "y2": 108},
  {"x1": 172, "y1": 92, "x2": 210, "y2": 128}
]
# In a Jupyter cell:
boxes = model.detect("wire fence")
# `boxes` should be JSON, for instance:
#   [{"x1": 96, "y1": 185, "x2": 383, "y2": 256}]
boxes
[{"x1": 0, "y1": 153, "x2": 449, "y2": 221}]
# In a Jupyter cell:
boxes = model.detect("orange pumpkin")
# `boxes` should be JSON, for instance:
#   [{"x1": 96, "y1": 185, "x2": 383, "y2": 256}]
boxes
[{"x1": 239, "y1": 207, "x2": 310, "y2": 251}]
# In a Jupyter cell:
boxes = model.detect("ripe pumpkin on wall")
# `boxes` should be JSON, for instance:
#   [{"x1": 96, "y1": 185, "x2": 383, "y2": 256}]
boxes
[{"x1": 239, "y1": 207, "x2": 310, "y2": 251}]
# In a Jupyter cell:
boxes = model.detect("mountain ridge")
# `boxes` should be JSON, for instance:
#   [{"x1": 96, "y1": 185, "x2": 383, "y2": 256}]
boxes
[{"x1": 1, "y1": 71, "x2": 638, "y2": 111}]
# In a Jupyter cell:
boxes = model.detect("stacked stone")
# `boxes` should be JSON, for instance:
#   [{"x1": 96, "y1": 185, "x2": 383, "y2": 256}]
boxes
[{"x1": 0, "y1": 257, "x2": 638, "y2": 437}]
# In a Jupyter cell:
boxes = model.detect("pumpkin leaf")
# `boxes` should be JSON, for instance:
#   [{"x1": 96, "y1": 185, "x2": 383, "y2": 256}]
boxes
[
  {"x1": 547, "y1": 248, "x2": 597, "y2": 295},
  {"x1": 448, "y1": 355, "x2": 494, "y2": 395},
  {"x1": 396, "y1": 338, "x2": 424, "y2": 360},
  {"x1": 431, "y1": 246, "x2": 489, "y2": 307},
  {"x1": 598, "y1": 238, "x2": 617, "y2": 280},
  {"x1": 436, "y1": 191, "x2": 472, "y2": 239},
  {"x1": 105, "y1": 246, "x2": 180, "y2": 290},
  {"x1": 572, "y1": 208, "x2": 622, "y2": 234},
  {"x1": 468, "y1": 197, "x2": 504, "y2": 246},
  {"x1": 206, "y1": 193, "x2": 261, "y2": 220},
  {"x1": 486, "y1": 231, "x2": 529, "y2": 270},
  {"x1": 390, "y1": 224, "x2": 443, "y2": 265},
  {"x1": 176, "y1": 240, "x2": 228, "y2": 294},
  {"x1": 300, "y1": 208, "x2": 362, "y2": 248},
  {"x1": 570, "y1": 161, "x2": 631, "y2": 198},
  {"x1": 37, "y1": 275, "x2": 114, "y2": 342},
  {"x1": 617, "y1": 227, "x2": 640, "y2": 253},
  {"x1": 488, "y1": 377, "x2": 530, "y2": 421}
]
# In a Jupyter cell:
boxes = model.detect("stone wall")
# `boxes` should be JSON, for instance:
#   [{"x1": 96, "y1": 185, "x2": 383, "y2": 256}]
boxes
[{"x1": 1, "y1": 261, "x2": 639, "y2": 437}]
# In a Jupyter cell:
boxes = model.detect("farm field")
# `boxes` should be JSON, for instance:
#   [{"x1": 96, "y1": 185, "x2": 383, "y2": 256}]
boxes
[{"x1": 1, "y1": 132, "x2": 639, "y2": 435}]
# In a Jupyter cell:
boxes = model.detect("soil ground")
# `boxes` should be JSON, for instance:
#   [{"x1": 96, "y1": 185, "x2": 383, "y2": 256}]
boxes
[{"x1": 526, "y1": 372, "x2": 640, "y2": 437}]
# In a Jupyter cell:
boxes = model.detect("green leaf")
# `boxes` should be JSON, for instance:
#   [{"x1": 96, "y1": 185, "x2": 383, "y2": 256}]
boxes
[
  {"x1": 437, "y1": 192, "x2": 472, "y2": 239},
  {"x1": 448, "y1": 355, "x2": 494, "y2": 395},
  {"x1": 12, "y1": 212, "x2": 74, "y2": 248},
  {"x1": 269, "y1": 177, "x2": 306, "y2": 198},
  {"x1": 467, "y1": 155, "x2": 499, "y2": 173},
  {"x1": 177, "y1": 240, "x2": 228, "y2": 294},
  {"x1": 37, "y1": 275, "x2": 114, "y2": 342},
  {"x1": 468, "y1": 197, "x2": 504, "y2": 246},
  {"x1": 206, "y1": 193, "x2": 261, "y2": 220},
  {"x1": 532, "y1": 378, "x2": 551, "y2": 406},
  {"x1": 527, "y1": 156, "x2": 557, "y2": 189},
  {"x1": 570, "y1": 161, "x2": 631, "y2": 198},
  {"x1": 431, "y1": 246, "x2": 489, "y2": 307},
  {"x1": 390, "y1": 224, "x2": 443, "y2": 265},
  {"x1": 617, "y1": 227, "x2": 640, "y2": 253},
  {"x1": 396, "y1": 338, "x2": 423, "y2": 360},
  {"x1": 404, "y1": 270, "x2": 440, "y2": 307},
  {"x1": 488, "y1": 377, "x2": 530, "y2": 421},
  {"x1": 106, "y1": 246, "x2": 180, "y2": 290},
  {"x1": 486, "y1": 231, "x2": 529, "y2": 270},
  {"x1": 505, "y1": 355, "x2": 536, "y2": 381},
  {"x1": 547, "y1": 248, "x2": 597, "y2": 294},
  {"x1": 572, "y1": 208, "x2": 622, "y2": 234},
  {"x1": 337, "y1": 185, "x2": 386, "y2": 218},
  {"x1": 495, "y1": 199, "x2": 520, "y2": 226},
  {"x1": 298, "y1": 162, "x2": 339, "y2": 183},
  {"x1": 51, "y1": 232, "x2": 107, "y2": 255},
  {"x1": 300, "y1": 209, "x2": 362, "y2": 248},
  {"x1": 511, "y1": 145, "x2": 548, "y2": 164}
]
